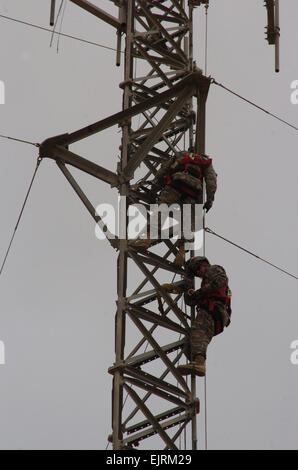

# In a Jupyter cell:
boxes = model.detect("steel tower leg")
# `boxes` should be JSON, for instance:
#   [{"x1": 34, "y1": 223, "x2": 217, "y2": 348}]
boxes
[{"x1": 112, "y1": 0, "x2": 134, "y2": 450}]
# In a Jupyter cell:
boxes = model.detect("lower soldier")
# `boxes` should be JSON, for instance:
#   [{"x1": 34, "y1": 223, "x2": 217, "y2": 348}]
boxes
[{"x1": 176, "y1": 256, "x2": 232, "y2": 377}]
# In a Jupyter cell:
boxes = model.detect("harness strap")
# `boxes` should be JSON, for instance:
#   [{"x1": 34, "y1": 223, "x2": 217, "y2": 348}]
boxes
[
  {"x1": 165, "y1": 153, "x2": 212, "y2": 186},
  {"x1": 171, "y1": 183, "x2": 197, "y2": 197},
  {"x1": 199, "y1": 285, "x2": 232, "y2": 335}
]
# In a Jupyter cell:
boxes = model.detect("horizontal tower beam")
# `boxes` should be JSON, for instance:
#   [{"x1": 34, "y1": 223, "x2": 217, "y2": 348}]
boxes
[{"x1": 69, "y1": 0, "x2": 122, "y2": 29}]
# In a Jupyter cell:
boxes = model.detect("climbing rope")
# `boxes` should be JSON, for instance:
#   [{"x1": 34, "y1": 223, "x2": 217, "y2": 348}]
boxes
[
  {"x1": 204, "y1": 2, "x2": 209, "y2": 75},
  {"x1": 202, "y1": 187, "x2": 208, "y2": 451}
]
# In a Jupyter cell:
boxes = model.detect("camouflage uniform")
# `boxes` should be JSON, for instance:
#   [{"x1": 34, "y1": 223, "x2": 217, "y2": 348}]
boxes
[
  {"x1": 142, "y1": 152, "x2": 217, "y2": 240},
  {"x1": 154, "y1": 152, "x2": 217, "y2": 207},
  {"x1": 184, "y1": 265, "x2": 231, "y2": 359}
]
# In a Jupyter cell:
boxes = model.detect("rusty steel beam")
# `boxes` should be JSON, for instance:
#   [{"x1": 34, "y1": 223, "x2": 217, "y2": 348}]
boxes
[{"x1": 69, "y1": 0, "x2": 122, "y2": 29}]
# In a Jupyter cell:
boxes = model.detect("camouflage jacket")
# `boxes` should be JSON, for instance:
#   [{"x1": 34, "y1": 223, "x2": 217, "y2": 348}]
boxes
[
  {"x1": 153, "y1": 152, "x2": 217, "y2": 203},
  {"x1": 184, "y1": 265, "x2": 229, "y2": 307}
]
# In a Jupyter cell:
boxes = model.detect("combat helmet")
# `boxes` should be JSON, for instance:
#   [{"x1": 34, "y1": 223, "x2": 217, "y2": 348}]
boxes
[{"x1": 185, "y1": 256, "x2": 210, "y2": 277}]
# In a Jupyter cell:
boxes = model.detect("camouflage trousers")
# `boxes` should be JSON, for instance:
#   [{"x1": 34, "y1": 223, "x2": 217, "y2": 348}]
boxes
[
  {"x1": 138, "y1": 186, "x2": 201, "y2": 240},
  {"x1": 158, "y1": 185, "x2": 181, "y2": 205},
  {"x1": 188, "y1": 306, "x2": 230, "y2": 359},
  {"x1": 158, "y1": 185, "x2": 200, "y2": 205}
]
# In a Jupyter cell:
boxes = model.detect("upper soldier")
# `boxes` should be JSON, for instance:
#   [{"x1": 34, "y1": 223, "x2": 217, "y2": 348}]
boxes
[
  {"x1": 153, "y1": 149, "x2": 217, "y2": 211},
  {"x1": 136, "y1": 149, "x2": 217, "y2": 261},
  {"x1": 176, "y1": 256, "x2": 232, "y2": 377}
]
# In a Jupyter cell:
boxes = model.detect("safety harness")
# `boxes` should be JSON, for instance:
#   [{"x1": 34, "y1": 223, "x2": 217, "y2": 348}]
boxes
[
  {"x1": 199, "y1": 285, "x2": 232, "y2": 335},
  {"x1": 164, "y1": 153, "x2": 212, "y2": 199}
]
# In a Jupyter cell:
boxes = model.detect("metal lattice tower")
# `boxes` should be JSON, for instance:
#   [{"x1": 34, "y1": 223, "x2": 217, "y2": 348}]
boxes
[
  {"x1": 40, "y1": 0, "x2": 280, "y2": 450},
  {"x1": 108, "y1": 0, "x2": 208, "y2": 450}
]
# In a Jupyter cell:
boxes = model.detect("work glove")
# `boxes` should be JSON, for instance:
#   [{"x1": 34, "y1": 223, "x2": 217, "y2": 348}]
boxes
[
  {"x1": 203, "y1": 200, "x2": 213, "y2": 213},
  {"x1": 161, "y1": 283, "x2": 184, "y2": 294},
  {"x1": 184, "y1": 287, "x2": 203, "y2": 306},
  {"x1": 193, "y1": 288, "x2": 204, "y2": 301}
]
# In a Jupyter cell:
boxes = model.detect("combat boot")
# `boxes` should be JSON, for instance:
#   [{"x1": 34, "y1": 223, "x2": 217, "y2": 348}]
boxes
[
  {"x1": 177, "y1": 355, "x2": 206, "y2": 377},
  {"x1": 135, "y1": 237, "x2": 151, "y2": 249},
  {"x1": 173, "y1": 243, "x2": 185, "y2": 266},
  {"x1": 134, "y1": 231, "x2": 151, "y2": 249}
]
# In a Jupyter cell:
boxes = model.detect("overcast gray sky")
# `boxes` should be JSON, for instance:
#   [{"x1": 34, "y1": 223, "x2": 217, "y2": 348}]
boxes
[{"x1": 0, "y1": 0, "x2": 297, "y2": 450}]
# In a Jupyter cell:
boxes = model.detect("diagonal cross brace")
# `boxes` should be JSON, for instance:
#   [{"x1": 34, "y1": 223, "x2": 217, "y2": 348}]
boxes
[
  {"x1": 136, "y1": 0, "x2": 188, "y2": 64},
  {"x1": 123, "y1": 85, "x2": 194, "y2": 180},
  {"x1": 127, "y1": 304, "x2": 187, "y2": 335},
  {"x1": 126, "y1": 311, "x2": 190, "y2": 395},
  {"x1": 41, "y1": 73, "x2": 200, "y2": 147},
  {"x1": 40, "y1": 143, "x2": 119, "y2": 187},
  {"x1": 129, "y1": 250, "x2": 189, "y2": 329},
  {"x1": 123, "y1": 349, "x2": 185, "y2": 429},
  {"x1": 57, "y1": 161, "x2": 119, "y2": 249},
  {"x1": 124, "y1": 383, "x2": 178, "y2": 450}
]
